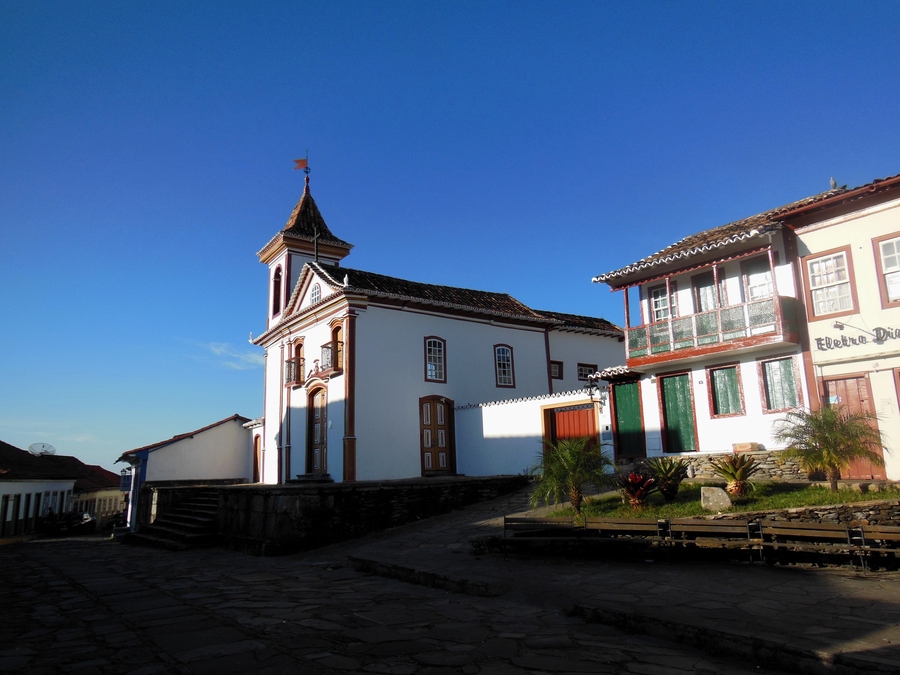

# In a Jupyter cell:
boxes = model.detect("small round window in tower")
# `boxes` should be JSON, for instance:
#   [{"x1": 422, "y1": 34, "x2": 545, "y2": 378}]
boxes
[{"x1": 310, "y1": 283, "x2": 321, "y2": 305}]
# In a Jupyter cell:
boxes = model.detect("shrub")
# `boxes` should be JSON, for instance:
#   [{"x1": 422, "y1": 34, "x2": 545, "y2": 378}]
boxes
[
  {"x1": 644, "y1": 457, "x2": 690, "y2": 502},
  {"x1": 708, "y1": 454, "x2": 760, "y2": 497}
]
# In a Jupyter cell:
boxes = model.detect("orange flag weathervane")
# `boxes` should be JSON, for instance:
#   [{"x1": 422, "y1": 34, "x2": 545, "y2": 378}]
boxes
[{"x1": 294, "y1": 158, "x2": 308, "y2": 170}]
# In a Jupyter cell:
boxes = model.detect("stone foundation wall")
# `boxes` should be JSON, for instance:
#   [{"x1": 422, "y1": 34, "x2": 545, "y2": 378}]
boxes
[
  {"x1": 711, "y1": 498, "x2": 900, "y2": 525},
  {"x1": 632, "y1": 450, "x2": 810, "y2": 481},
  {"x1": 153, "y1": 475, "x2": 527, "y2": 556}
]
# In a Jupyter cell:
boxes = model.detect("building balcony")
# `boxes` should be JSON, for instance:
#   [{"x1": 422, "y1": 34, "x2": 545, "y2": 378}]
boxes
[
  {"x1": 285, "y1": 357, "x2": 305, "y2": 385},
  {"x1": 626, "y1": 295, "x2": 800, "y2": 366},
  {"x1": 287, "y1": 342, "x2": 344, "y2": 386}
]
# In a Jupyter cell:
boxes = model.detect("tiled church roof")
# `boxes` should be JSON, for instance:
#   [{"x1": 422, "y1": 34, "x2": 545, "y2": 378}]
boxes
[
  {"x1": 312, "y1": 262, "x2": 547, "y2": 320},
  {"x1": 533, "y1": 309, "x2": 622, "y2": 335}
]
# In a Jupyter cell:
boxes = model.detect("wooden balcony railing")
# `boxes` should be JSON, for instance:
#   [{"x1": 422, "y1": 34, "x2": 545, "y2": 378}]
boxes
[{"x1": 626, "y1": 296, "x2": 799, "y2": 360}]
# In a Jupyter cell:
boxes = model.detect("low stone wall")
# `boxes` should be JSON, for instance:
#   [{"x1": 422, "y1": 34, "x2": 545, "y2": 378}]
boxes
[
  {"x1": 632, "y1": 450, "x2": 810, "y2": 481},
  {"x1": 711, "y1": 498, "x2": 900, "y2": 526},
  {"x1": 163, "y1": 475, "x2": 527, "y2": 556}
]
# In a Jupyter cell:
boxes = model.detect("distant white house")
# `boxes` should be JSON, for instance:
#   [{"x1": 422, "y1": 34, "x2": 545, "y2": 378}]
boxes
[
  {"x1": 1, "y1": 440, "x2": 78, "y2": 538},
  {"x1": 252, "y1": 176, "x2": 624, "y2": 483},
  {"x1": 116, "y1": 414, "x2": 252, "y2": 528}
]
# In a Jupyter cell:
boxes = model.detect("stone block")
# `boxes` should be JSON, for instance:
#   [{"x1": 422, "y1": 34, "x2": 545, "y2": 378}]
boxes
[{"x1": 701, "y1": 487, "x2": 732, "y2": 512}]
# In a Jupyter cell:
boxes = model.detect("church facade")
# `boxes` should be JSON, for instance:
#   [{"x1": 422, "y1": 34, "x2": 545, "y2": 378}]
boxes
[{"x1": 252, "y1": 178, "x2": 625, "y2": 483}]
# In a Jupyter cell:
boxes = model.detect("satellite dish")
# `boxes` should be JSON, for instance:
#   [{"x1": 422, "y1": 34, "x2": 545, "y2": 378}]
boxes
[{"x1": 28, "y1": 442, "x2": 57, "y2": 456}]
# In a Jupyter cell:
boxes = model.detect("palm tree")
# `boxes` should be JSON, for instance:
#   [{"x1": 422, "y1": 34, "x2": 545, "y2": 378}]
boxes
[
  {"x1": 529, "y1": 437, "x2": 614, "y2": 516},
  {"x1": 774, "y1": 406, "x2": 885, "y2": 491}
]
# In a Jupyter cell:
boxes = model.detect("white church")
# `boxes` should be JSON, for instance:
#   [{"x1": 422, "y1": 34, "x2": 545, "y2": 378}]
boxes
[{"x1": 250, "y1": 175, "x2": 625, "y2": 484}]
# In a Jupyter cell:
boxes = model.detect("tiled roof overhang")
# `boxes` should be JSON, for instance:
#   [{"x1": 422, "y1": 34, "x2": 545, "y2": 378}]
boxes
[
  {"x1": 594, "y1": 172, "x2": 900, "y2": 288},
  {"x1": 591, "y1": 188, "x2": 847, "y2": 287}
]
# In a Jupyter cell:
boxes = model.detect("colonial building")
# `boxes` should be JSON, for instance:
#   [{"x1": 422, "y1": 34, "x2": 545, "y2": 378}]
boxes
[
  {"x1": 253, "y1": 176, "x2": 624, "y2": 483},
  {"x1": 593, "y1": 191, "x2": 822, "y2": 462},
  {"x1": 789, "y1": 173, "x2": 900, "y2": 480},
  {"x1": 594, "y1": 171, "x2": 900, "y2": 482}
]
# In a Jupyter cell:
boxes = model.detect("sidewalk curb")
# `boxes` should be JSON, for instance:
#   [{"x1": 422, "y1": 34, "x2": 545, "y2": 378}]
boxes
[{"x1": 347, "y1": 554, "x2": 510, "y2": 597}]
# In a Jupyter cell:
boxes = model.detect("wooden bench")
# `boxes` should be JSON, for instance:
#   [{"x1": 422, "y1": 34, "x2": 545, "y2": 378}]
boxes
[
  {"x1": 668, "y1": 518, "x2": 757, "y2": 549},
  {"x1": 855, "y1": 523, "x2": 900, "y2": 568},
  {"x1": 759, "y1": 521, "x2": 857, "y2": 563},
  {"x1": 584, "y1": 517, "x2": 668, "y2": 544},
  {"x1": 503, "y1": 516, "x2": 581, "y2": 539}
]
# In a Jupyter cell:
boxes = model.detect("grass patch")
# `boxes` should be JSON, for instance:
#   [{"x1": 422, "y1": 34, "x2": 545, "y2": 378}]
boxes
[{"x1": 549, "y1": 482, "x2": 900, "y2": 519}]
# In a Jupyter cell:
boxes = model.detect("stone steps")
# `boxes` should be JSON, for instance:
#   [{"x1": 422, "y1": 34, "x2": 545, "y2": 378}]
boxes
[{"x1": 123, "y1": 490, "x2": 220, "y2": 551}]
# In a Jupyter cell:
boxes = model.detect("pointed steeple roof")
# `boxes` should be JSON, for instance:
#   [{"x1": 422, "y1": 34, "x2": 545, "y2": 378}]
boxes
[
  {"x1": 282, "y1": 180, "x2": 353, "y2": 248},
  {"x1": 257, "y1": 178, "x2": 353, "y2": 263}
]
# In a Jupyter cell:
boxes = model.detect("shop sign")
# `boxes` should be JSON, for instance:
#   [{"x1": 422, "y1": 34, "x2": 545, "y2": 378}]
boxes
[{"x1": 815, "y1": 326, "x2": 900, "y2": 351}]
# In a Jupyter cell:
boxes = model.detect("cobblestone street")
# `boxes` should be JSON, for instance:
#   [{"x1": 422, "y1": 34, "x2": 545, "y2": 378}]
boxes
[{"x1": 1, "y1": 536, "x2": 781, "y2": 675}]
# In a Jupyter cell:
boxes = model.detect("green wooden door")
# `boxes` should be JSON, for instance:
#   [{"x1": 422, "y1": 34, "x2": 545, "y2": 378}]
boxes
[
  {"x1": 661, "y1": 374, "x2": 697, "y2": 453},
  {"x1": 612, "y1": 382, "x2": 645, "y2": 458}
]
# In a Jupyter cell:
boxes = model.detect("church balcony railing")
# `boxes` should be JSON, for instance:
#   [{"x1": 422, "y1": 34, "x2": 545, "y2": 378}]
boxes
[
  {"x1": 284, "y1": 357, "x2": 305, "y2": 385},
  {"x1": 319, "y1": 341, "x2": 344, "y2": 373},
  {"x1": 625, "y1": 295, "x2": 800, "y2": 366}
]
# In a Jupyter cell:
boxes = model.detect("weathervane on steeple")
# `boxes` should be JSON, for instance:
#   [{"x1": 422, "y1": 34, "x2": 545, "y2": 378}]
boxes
[{"x1": 293, "y1": 151, "x2": 319, "y2": 261}]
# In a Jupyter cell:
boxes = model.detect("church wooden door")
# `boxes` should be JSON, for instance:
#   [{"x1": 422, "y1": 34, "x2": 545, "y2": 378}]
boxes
[
  {"x1": 419, "y1": 396, "x2": 455, "y2": 475},
  {"x1": 307, "y1": 388, "x2": 328, "y2": 475}
]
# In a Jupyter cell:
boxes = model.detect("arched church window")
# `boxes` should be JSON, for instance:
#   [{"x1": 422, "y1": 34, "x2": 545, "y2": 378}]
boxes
[
  {"x1": 272, "y1": 267, "x2": 283, "y2": 316},
  {"x1": 310, "y1": 283, "x2": 321, "y2": 305}
]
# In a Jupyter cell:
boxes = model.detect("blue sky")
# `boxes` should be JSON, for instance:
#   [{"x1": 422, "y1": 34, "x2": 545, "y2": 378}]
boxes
[{"x1": 2, "y1": 1, "x2": 899, "y2": 471}]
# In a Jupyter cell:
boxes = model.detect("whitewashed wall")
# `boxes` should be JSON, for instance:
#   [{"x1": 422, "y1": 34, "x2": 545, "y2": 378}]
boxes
[
  {"x1": 547, "y1": 331, "x2": 624, "y2": 392},
  {"x1": 145, "y1": 418, "x2": 252, "y2": 482},
  {"x1": 455, "y1": 390, "x2": 612, "y2": 477},
  {"x1": 636, "y1": 350, "x2": 808, "y2": 457},
  {"x1": 352, "y1": 304, "x2": 551, "y2": 480},
  {"x1": 1, "y1": 479, "x2": 75, "y2": 521}
]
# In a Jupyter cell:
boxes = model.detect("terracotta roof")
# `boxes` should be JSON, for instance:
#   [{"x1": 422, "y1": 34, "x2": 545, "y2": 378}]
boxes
[
  {"x1": 258, "y1": 184, "x2": 353, "y2": 257},
  {"x1": 593, "y1": 187, "x2": 845, "y2": 284},
  {"x1": 310, "y1": 262, "x2": 550, "y2": 321},
  {"x1": 282, "y1": 185, "x2": 353, "y2": 248},
  {"x1": 0, "y1": 440, "x2": 89, "y2": 483},
  {"x1": 533, "y1": 309, "x2": 622, "y2": 336},
  {"x1": 36, "y1": 456, "x2": 120, "y2": 492},
  {"x1": 118, "y1": 414, "x2": 251, "y2": 460}
]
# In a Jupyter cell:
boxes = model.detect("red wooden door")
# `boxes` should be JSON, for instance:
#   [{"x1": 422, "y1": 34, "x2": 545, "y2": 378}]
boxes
[
  {"x1": 824, "y1": 376, "x2": 886, "y2": 480},
  {"x1": 549, "y1": 404, "x2": 597, "y2": 445}
]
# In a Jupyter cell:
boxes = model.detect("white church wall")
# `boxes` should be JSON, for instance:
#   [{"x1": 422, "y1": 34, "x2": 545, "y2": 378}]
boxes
[{"x1": 352, "y1": 305, "x2": 552, "y2": 480}]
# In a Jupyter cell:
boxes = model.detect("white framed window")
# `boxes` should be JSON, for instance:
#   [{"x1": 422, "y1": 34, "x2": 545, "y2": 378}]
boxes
[
  {"x1": 550, "y1": 361, "x2": 563, "y2": 379},
  {"x1": 424, "y1": 337, "x2": 446, "y2": 382},
  {"x1": 494, "y1": 345, "x2": 515, "y2": 387},
  {"x1": 759, "y1": 356, "x2": 801, "y2": 413},
  {"x1": 310, "y1": 283, "x2": 321, "y2": 304},
  {"x1": 649, "y1": 283, "x2": 677, "y2": 322},
  {"x1": 806, "y1": 250, "x2": 853, "y2": 317},
  {"x1": 875, "y1": 233, "x2": 900, "y2": 306},
  {"x1": 577, "y1": 363, "x2": 597, "y2": 381},
  {"x1": 741, "y1": 257, "x2": 773, "y2": 302}
]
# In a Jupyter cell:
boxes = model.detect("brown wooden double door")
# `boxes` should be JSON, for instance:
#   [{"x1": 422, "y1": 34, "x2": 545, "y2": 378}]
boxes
[
  {"x1": 823, "y1": 375, "x2": 886, "y2": 480},
  {"x1": 419, "y1": 396, "x2": 456, "y2": 475}
]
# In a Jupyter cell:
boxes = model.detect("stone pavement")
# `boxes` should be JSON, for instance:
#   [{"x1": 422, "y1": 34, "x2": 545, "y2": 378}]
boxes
[
  {"x1": 0, "y1": 486, "x2": 896, "y2": 675},
  {"x1": 348, "y1": 485, "x2": 900, "y2": 674}
]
